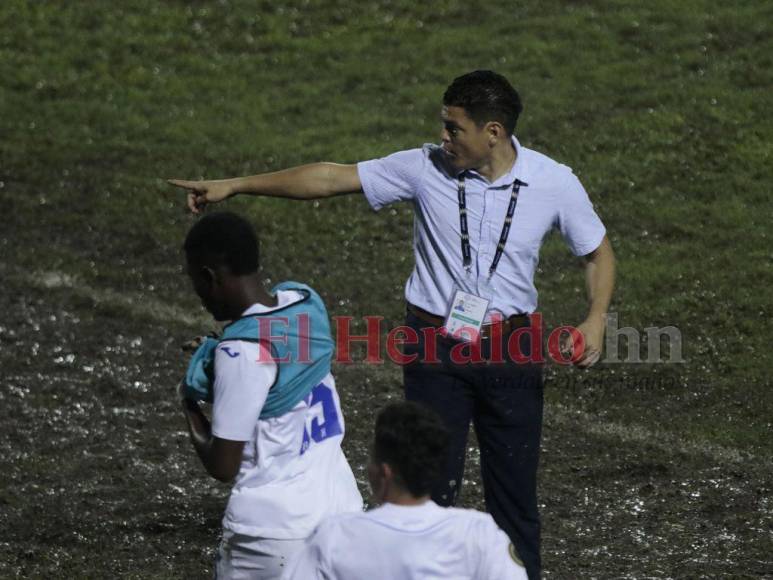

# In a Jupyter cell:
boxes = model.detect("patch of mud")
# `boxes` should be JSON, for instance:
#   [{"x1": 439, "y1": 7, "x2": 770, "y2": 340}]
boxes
[{"x1": 0, "y1": 277, "x2": 770, "y2": 577}]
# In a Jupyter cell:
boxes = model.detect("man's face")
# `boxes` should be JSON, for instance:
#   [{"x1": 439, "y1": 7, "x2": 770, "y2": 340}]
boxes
[{"x1": 440, "y1": 105, "x2": 492, "y2": 172}]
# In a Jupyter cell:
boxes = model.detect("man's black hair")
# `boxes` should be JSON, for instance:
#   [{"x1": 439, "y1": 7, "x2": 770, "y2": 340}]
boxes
[
  {"x1": 443, "y1": 70, "x2": 523, "y2": 135},
  {"x1": 184, "y1": 212, "x2": 259, "y2": 275},
  {"x1": 373, "y1": 401, "x2": 450, "y2": 498}
]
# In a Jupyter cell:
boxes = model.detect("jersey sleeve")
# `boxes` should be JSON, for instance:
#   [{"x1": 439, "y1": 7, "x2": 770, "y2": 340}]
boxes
[
  {"x1": 356, "y1": 148, "x2": 425, "y2": 210},
  {"x1": 211, "y1": 340, "x2": 277, "y2": 441},
  {"x1": 556, "y1": 171, "x2": 607, "y2": 256},
  {"x1": 474, "y1": 515, "x2": 529, "y2": 580}
]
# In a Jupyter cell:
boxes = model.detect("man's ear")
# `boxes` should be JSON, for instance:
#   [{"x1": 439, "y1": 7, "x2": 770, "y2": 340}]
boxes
[{"x1": 486, "y1": 121, "x2": 506, "y2": 145}]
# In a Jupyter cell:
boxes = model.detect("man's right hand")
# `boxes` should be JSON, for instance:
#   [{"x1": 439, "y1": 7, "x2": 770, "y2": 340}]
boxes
[
  {"x1": 167, "y1": 179, "x2": 234, "y2": 213},
  {"x1": 168, "y1": 164, "x2": 362, "y2": 210}
]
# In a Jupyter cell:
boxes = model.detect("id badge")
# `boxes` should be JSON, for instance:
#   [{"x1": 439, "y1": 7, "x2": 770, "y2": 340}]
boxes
[{"x1": 444, "y1": 289, "x2": 490, "y2": 342}]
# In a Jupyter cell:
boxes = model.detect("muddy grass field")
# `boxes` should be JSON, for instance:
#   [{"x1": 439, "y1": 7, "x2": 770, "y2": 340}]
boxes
[
  {"x1": 2, "y1": 1, "x2": 771, "y2": 578},
  {"x1": 1, "y1": 270, "x2": 770, "y2": 578}
]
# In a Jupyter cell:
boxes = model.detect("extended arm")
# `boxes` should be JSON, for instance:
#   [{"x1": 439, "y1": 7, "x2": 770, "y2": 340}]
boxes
[
  {"x1": 168, "y1": 163, "x2": 362, "y2": 213},
  {"x1": 573, "y1": 235, "x2": 616, "y2": 367}
]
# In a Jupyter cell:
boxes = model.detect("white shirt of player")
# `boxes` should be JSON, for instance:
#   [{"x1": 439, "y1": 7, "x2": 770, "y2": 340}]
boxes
[
  {"x1": 211, "y1": 290, "x2": 363, "y2": 540},
  {"x1": 282, "y1": 500, "x2": 528, "y2": 579}
]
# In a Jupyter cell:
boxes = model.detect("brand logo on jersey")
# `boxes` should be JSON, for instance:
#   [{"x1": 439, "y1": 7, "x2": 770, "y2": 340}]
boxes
[{"x1": 220, "y1": 346, "x2": 240, "y2": 358}]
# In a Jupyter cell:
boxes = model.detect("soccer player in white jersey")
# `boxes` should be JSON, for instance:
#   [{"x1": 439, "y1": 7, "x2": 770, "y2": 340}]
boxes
[
  {"x1": 178, "y1": 212, "x2": 363, "y2": 579},
  {"x1": 283, "y1": 401, "x2": 527, "y2": 580}
]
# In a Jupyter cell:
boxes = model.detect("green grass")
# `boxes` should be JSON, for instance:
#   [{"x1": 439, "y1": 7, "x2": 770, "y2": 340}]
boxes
[{"x1": 3, "y1": 0, "x2": 771, "y2": 446}]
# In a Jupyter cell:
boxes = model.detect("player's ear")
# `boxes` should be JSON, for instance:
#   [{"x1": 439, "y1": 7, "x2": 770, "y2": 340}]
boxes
[
  {"x1": 382, "y1": 463, "x2": 395, "y2": 484},
  {"x1": 199, "y1": 265, "x2": 217, "y2": 287},
  {"x1": 367, "y1": 460, "x2": 387, "y2": 503}
]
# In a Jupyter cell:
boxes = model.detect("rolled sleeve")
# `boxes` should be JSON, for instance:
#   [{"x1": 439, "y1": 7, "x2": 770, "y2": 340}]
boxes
[
  {"x1": 357, "y1": 148, "x2": 425, "y2": 211},
  {"x1": 557, "y1": 172, "x2": 606, "y2": 256},
  {"x1": 211, "y1": 341, "x2": 277, "y2": 441}
]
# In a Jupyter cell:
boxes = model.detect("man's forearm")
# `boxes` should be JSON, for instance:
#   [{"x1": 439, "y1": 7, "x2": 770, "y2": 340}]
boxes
[
  {"x1": 227, "y1": 163, "x2": 361, "y2": 200},
  {"x1": 182, "y1": 399, "x2": 215, "y2": 470},
  {"x1": 584, "y1": 236, "x2": 615, "y2": 320}
]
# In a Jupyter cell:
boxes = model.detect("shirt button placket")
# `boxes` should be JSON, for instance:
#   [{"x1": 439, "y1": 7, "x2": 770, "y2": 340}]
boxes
[{"x1": 475, "y1": 185, "x2": 492, "y2": 294}]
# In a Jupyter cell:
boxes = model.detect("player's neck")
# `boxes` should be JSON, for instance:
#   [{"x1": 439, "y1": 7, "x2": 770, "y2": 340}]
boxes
[
  {"x1": 383, "y1": 489, "x2": 431, "y2": 507},
  {"x1": 226, "y1": 276, "x2": 276, "y2": 319},
  {"x1": 478, "y1": 140, "x2": 517, "y2": 183}
]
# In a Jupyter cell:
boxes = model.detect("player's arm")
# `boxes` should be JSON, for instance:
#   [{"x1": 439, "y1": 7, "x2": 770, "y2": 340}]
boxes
[
  {"x1": 179, "y1": 341, "x2": 275, "y2": 481},
  {"x1": 168, "y1": 163, "x2": 362, "y2": 213},
  {"x1": 179, "y1": 394, "x2": 245, "y2": 482}
]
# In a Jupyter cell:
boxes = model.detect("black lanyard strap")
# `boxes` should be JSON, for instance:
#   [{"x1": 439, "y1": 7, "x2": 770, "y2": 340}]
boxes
[{"x1": 457, "y1": 175, "x2": 527, "y2": 276}]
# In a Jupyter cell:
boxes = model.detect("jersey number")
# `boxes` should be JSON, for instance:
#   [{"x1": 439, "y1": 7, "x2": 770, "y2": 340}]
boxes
[{"x1": 299, "y1": 382, "x2": 343, "y2": 455}]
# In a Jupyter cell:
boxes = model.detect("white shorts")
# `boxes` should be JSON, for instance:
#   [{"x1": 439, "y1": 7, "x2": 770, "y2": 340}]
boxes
[{"x1": 214, "y1": 530, "x2": 306, "y2": 580}]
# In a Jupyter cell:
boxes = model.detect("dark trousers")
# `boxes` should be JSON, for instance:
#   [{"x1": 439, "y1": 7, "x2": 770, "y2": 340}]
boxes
[{"x1": 402, "y1": 310, "x2": 544, "y2": 580}]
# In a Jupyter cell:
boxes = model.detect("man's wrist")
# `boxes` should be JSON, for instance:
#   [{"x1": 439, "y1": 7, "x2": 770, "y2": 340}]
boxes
[
  {"x1": 217, "y1": 178, "x2": 236, "y2": 198},
  {"x1": 584, "y1": 311, "x2": 607, "y2": 324}
]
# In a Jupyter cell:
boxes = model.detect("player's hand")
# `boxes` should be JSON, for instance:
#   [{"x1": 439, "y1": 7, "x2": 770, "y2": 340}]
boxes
[
  {"x1": 181, "y1": 335, "x2": 205, "y2": 353},
  {"x1": 177, "y1": 379, "x2": 201, "y2": 410},
  {"x1": 181, "y1": 332, "x2": 218, "y2": 353},
  {"x1": 167, "y1": 178, "x2": 234, "y2": 214},
  {"x1": 563, "y1": 316, "x2": 605, "y2": 368}
]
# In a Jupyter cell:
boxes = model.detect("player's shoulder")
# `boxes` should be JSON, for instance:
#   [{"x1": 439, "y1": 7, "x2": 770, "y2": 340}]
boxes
[
  {"x1": 446, "y1": 508, "x2": 524, "y2": 567},
  {"x1": 443, "y1": 505, "x2": 497, "y2": 522},
  {"x1": 215, "y1": 339, "x2": 266, "y2": 360},
  {"x1": 213, "y1": 339, "x2": 276, "y2": 379},
  {"x1": 442, "y1": 506, "x2": 504, "y2": 535},
  {"x1": 271, "y1": 283, "x2": 310, "y2": 304}
]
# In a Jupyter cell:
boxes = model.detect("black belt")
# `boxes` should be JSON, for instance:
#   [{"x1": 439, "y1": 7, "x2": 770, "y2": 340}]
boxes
[{"x1": 407, "y1": 303, "x2": 530, "y2": 340}]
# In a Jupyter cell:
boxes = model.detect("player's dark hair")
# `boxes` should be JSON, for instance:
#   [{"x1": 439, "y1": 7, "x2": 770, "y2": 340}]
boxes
[
  {"x1": 184, "y1": 212, "x2": 259, "y2": 275},
  {"x1": 443, "y1": 70, "x2": 523, "y2": 135},
  {"x1": 373, "y1": 401, "x2": 450, "y2": 498}
]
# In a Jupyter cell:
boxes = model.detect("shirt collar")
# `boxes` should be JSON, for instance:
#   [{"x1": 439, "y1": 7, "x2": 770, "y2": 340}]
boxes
[
  {"x1": 240, "y1": 290, "x2": 303, "y2": 316},
  {"x1": 465, "y1": 136, "x2": 528, "y2": 188},
  {"x1": 370, "y1": 500, "x2": 440, "y2": 519}
]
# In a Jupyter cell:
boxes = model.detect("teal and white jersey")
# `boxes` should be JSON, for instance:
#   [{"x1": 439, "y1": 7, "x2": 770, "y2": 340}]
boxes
[
  {"x1": 185, "y1": 281, "x2": 336, "y2": 418},
  {"x1": 211, "y1": 291, "x2": 363, "y2": 540}
]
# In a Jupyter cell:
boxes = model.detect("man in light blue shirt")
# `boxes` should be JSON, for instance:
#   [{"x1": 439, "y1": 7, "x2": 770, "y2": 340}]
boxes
[
  {"x1": 169, "y1": 70, "x2": 616, "y2": 579},
  {"x1": 357, "y1": 129, "x2": 606, "y2": 319}
]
